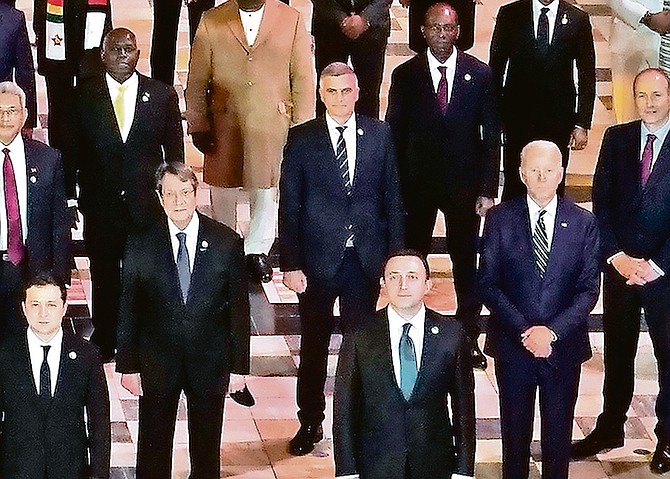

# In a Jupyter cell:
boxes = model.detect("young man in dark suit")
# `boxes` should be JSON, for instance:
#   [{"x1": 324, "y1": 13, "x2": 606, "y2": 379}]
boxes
[
  {"x1": 116, "y1": 162, "x2": 250, "y2": 479},
  {"x1": 386, "y1": 2, "x2": 500, "y2": 370},
  {"x1": 70, "y1": 27, "x2": 184, "y2": 360},
  {"x1": 571, "y1": 68, "x2": 670, "y2": 473},
  {"x1": 0, "y1": 272, "x2": 110, "y2": 479},
  {"x1": 479, "y1": 140, "x2": 600, "y2": 479},
  {"x1": 334, "y1": 250, "x2": 475, "y2": 479},
  {"x1": 0, "y1": 82, "x2": 70, "y2": 337},
  {"x1": 279, "y1": 62, "x2": 405, "y2": 456},
  {"x1": 489, "y1": 0, "x2": 596, "y2": 200}
]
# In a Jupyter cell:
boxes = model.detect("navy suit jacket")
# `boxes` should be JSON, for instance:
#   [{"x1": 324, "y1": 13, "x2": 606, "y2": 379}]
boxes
[
  {"x1": 334, "y1": 308, "x2": 475, "y2": 479},
  {"x1": 593, "y1": 120, "x2": 670, "y2": 271},
  {"x1": 479, "y1": 197, "x2": 600, "y2": 368},
  {"x1": 310, "y1": 0, "x2": 392, "y2": 42},
  {"x1": 24, "y1": 139, "x2": 71, "y2": 283},
  {"x1": 0, "y1": 3, "x2": 36, "y2": 127},
  {"x1": 386, "y1": 50, "x2": 500, "y2": 206},
  {"x1": 71, "y1": 73, "x2": 184, "y2": 228},
  {"x1": 279, "y1": 114, "x2": 405, "y2": 281},
  {"x1": 0, "y1": 331, "x2": 110, "y2": 479},
  {"x1": 116, "y1": 213, "x2": 250, "y2": 395}
]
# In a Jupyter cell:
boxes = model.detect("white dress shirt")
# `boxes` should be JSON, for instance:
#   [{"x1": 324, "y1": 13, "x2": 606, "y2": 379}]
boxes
[
  {"x1": 167, "y1": 213, "x2": 200, "y2": 273},
  {"x1": 527, "y1": 194, "x2": 558, "y2": 250},
  {"x1": 325, "y1": 112, "x2": 357, "y2": 181},
  {"x1": 0, "y1": 133, "x2": 28, "y2": 249},
  {"x1": 105, "y1": 71, "x2": 139, "y2": 142},
  {"x1": 532, "y1": 0, "x2": 560, "y2": 43},
  {"x1": 427, "y1": 46, "x2": 457, "y2": 101},
  {"x1": 239, "y1": 5, "x2": 265, "y2": 47},
  {"x1": 27, "y1": 327, "x2": 63, "y2": 396}
]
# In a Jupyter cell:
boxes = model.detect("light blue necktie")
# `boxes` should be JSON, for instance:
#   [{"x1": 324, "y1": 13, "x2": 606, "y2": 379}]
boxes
[
  {"x1": 176, "y1": 232, "x2": 190, "y2": 303},
  {"x1": 399, "y1": 323, "x2": 418, "y2": 400}
]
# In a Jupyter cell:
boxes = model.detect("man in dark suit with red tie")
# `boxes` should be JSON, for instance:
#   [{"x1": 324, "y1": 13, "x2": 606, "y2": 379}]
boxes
[
  {"x1": 386, "y1": 3, "x2": 500, "y2": 370},
  {"x1": 0, "y1": 82, "x2": 70, "y2": 337},
  {"x1": 116, "y1": 162, "x2": 250, "y2": 478},
  {"x1": 571, "y1": 68, "x2": 670, "y2": 474},
  {"x1": 479, "y1": 140, "x2": 600, "y2": 479}
]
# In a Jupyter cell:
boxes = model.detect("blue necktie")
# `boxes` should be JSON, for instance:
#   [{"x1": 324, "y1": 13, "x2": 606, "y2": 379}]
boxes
[
  {"x1": 532, "y1": 210, "x2": 549, "y2": 279},
  {"x1": 336, "y1": 126, "x2": 352, "y2": 195},
  {"x1": 176, "y1": 232, "x2": 190, "y2": 303},
  {"x1": 399, "y1": 323, "x2": 418, "y2": 400}
]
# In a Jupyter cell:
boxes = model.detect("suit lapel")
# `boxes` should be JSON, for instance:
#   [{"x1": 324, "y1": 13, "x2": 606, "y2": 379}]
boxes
[
  {"x1": 376, "y1": 309, "x2": 409, "y2": 403},
  {"x1": 125, "y1": 73, "x2": 146, "y2": 142},
  {"x1": 644, "y1": 128, "x2": 670, "y2": 192},
  {"x1": 226, "y1": 1, "x2": 251, "y2": 53},
  {"x1": 249, "y1": 0, "x2": 277, "y2": 52},
  {"x1": 53, "y1": 332, "x2": 76, "y2": 400},
  {"x1": 352, "y1": 114, "x2": 369, "y2": 193},
  {"x1": 411, "y1": 312, "x2": 440, "y2": 400},
  {"x1": 543, "y1": 198, "x2": 568, "y2": 284},
  {"x1": 24, "y1": 141, "x2": 37, "y2": 239},
  {"x1": 545, "y1": 1, "x2": 568, "y2": 60},
  {"x1": 186, "y1": 213, "x2": 212, "y2": 306}
]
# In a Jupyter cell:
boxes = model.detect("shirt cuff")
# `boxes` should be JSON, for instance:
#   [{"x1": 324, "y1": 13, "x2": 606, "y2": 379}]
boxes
[
  {"x1": 649, "y1": 259, "x2": 666, "y2": 276},
  {"x1": 607, "y1": 251, "x2": 625, "y2": 264},
  {"x1": 452, "y1": 474, "x2": 474, "y2": 479},
  {"x1": 67, "y1": 199, "x2": 78, "y2": 208},
  {"x1": 336, "y1": 475, "x2": 360, "y2": 479}
]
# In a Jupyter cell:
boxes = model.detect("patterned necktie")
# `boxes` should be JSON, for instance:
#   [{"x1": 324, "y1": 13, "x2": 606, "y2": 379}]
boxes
[
  {"x1": 113, "y1": 84, "x2": 127, "y2": 132},
  {"x1": 336, "y1": 126, "x2": 352, "y2": 195},
  {"x1": 176, "y1": 232, "x2": 190, "y2": 303},
  {"x1": 40, "y1": 345, "x2": 51, "y2": 397},
  {"x1": 399, "y1": 323, "x2": 418, "y2": 400},
  {"x1": 537, "y1": 7, "x2": 550, "y2": 55},
  {"x1": 533, "y1": 209, "x2": 549, "y2": 279},
  {"x1": 437, "y1": 66, "x2": 449, "y2": 114},
  {"x1": 2, "y1": 148, "x2": 25, "y2": 264},
  {"x1": 661, "y1": 0, "x2": 670, "y2": 73},
  {"x1": 641, "y1": 133, "x2": 656, "y2": 187}
]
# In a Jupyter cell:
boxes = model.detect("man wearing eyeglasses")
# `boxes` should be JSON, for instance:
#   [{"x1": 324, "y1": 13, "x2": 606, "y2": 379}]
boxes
[{"x1": 0, "y1": 81, "x2": 69, "y2": 337}]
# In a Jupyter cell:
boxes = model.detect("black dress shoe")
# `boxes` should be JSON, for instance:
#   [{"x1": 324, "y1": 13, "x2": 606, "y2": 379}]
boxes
[
  {"x1": 471, "y1": 342, "x2": 488, "y2": 370},
  {"x1": 229, "y1": 385, "x2": 255, "y2": 407},
  {"x1": 571, "y1": 429, "x2": 624, "y2": 458},
  {"x1": 651, "y1": 443, "x2": 670, "y2": 474},
  {"x1": 246, "y1": 254, "x2": 273, "y2": 283},
  {"x1": 288, "y1": 424, "x2": 323, "y2": 456}
]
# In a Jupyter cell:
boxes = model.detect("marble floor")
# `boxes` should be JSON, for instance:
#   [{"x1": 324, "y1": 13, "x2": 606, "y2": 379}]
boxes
[{"x1": 15, "y1": 0, "x2": 662, "y2": 476}]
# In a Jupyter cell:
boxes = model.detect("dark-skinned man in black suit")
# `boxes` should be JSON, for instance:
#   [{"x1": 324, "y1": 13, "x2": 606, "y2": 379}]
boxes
[
  {"x1": 386, "y1": 2, "x2": 500, "y2": 370},
  {"x1": 571, "y1": 68, "x2": 670, "y2": 474},
  {"x1": 279, "y1": 62, "x2": 405, "y2": 456},
  {"x1": 402, "y1": 0, "x2": 476, "y2": 53},
  {"x1": 116, "y1": 162, "x2": 250, "y2": 479}
]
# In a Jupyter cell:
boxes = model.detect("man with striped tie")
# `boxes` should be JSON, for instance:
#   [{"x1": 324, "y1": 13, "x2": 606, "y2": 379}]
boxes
[
  {"x1": 479, "y1": 140, "x2": 600, "y2": 479},
  {"x1": 279, "y1": 62, "x2": 405, "y2": 456}
]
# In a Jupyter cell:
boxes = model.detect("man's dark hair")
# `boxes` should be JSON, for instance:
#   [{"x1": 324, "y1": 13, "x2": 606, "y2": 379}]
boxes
[
  {"x1": 22, "y1": 272, "x2": 67, "y2": 303},
  {"x1": 383, "y1": 249, "x2": 431, "y2": 278},
  {"x1": 155, "y1": 162, "x2": 199, "y2": 194}
]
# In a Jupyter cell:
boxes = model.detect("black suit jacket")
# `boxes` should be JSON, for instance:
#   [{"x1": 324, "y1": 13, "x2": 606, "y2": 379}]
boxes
[
  {"x1": 71, "y1": 73, "x2": 184, "y2": 228},
  {"x1": 279, "y1": 114, "x2": 405, "y2": 281},
  {"x1": 0, "y1": 3, "x2": 36, "y2": 127},
  {"x1": 386, "y1": 50, "x2": 500, "y2": 206},
  {"x1": 24, "y1": 139, "x2": 71, "y2": 282},
  {"x1": 489, "y1": 0, "x2": 595, "y2": 135},
  {"x1": 334, "y1": 308, "x2": 475, "y2": 478},
  {"x1": 479, "y1": 197, "x2": 600, "y2": 368},
  {"x1": 310, "y1": 0, "x2": 392, "y2": 42},
  {"x1": 116, "y1": 213, "x2": 250, "y2": 395},
  {"x1": 593, "y1": 121, "x2": 670, "y2": 270},
  {"x1": 0, "y1": 331, "x2": 110, "y2": 479}
]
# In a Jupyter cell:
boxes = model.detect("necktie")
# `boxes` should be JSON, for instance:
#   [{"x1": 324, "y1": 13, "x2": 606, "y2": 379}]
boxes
[
  {"x1": 40, "y1": 345, "x2": 51, "y2": 397},
  {"x1": 537, "y1": 7, "x2": 550, "y2": 55},
  {"x1": 661, "y1": 0, "x2": 670, "y2": 73},
  {"x1": 437, "y1": 66, "x2": 449, "y2": 114},
  {"x1": 2, "y1": 148, "x2": 25, "y2": 264},
  {"x1": 399, "y1": 323, "x2": 418, "y2": 400},
  {"x1": 533, "y1": 210, "x2": 549, "y2": 279},
  {"x1": 113, "y1": 84, "x2": 127, "y2": 132},
  {"x1": 336, "y1": 126, "x2": 352, "y2": 195},
  {"x1": 176, "y1": 232, "x2": 190, "y2": 303},
  {"x1": 641, "y1": 133, "x2": 656, "y2": 187}
]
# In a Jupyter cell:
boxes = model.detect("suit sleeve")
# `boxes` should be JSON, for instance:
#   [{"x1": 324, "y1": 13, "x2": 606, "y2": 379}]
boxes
[
  {"x1": 591, "y1": 127, "x2": 621, "y2": 261},
  {"x1": 162, "y1": 85, "x2": 185, "y2": 164},
  {"x1": 278, "y1": 130, "x2": 304, "y2": 272},
  {"x1": 385, "y1": 66, "x2": 407, "y2": 156},
  {"x1": 449, "y1": 327, "x2": 476, "y2": 476},
  {"x1": 185, "y1": 13, "x2": 214, "y2": 134},
  {"x1": 333, "y1": 332, "x2": 361, "y2": 477},
  {"x1": 86, "y1": 348, "x2": 111, "y2": 479},
  {"x1": 227, "y1": 233, "x2": 251, "y2": 375},
  {"x1": 609, "y1": 0, "x2": 652, "y2": 28},
  {"x1": 15, "y1": 11, "x2": 37, "y2": 129},
  {"x1": 50, "y1": 151, "x2": 72, "y2": 284},
  {"x1": 289, "y1": 12, "x2": 316, "y2": 126},
  {"x1": 310, "y1": 0, "x2": 348, "y2": 26},
  {"x1": 361, "y1": 0, "x2": 393, "y2": 28},
  {"x1": 116, "y1": 234, "x2": 142, "y2": 373},
  {"x1": 381, "y1": 123, "x2": 405, "y2": 253},
  {"x1": 488, "y1": 7, "x2": 510, "y2": 105},
  {"x1": 478, "y1": 66, "x2": 501, "y2": 198},
  {"x1": 574, "y1": 12, "x2": 596, "y2": 130}
]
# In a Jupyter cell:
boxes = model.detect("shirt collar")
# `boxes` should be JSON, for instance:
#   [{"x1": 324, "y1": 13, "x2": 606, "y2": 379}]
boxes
[
  {"x1": 325, "y1": 112, "x2": 356, "y2": 132},
  {"x1": 27, "y1": 326, "x2": 63, "y2": 348},
  {"x1": 527, "y1": 193, "x2": 558, "y2": 219},
  {"x1": 426, "y1": 46, "x2": 457, "y2": 71},
  {"x1": 533, "y1": 0, "x2": 559, "y2": 17},
  {"x1": 239, "y1": 4, "x2": 265, "y2": 16},
  {"x1": 642, "y1": 116, "x2": 670, "y2": 139},
  {"x1": 1, "y1": 130, "x2": 24, "y2": 149},
  {"x1": 105, "y1": 71, "x2": 138, "y2": 90},
  {"x1": 167, "y1": 211, "x2": 200, "y2": 238},
  {"x1": 387, "y1": 303, "x2": 426, "y2": 331}
]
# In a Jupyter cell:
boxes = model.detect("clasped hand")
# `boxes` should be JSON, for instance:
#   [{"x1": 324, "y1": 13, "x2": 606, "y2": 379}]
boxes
[
  {"x1": 611, "y1": 254, "x2": 660, "y2": 286},
  {"x1": 521, "y1": 325, "x2": 554, "y2": 358}
]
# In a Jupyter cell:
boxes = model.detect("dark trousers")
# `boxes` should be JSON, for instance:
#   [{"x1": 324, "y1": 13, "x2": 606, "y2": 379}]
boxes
[
  {"x1": 502, "y1": 128, "x2": 571, "y2": 201},
  {"x1": 296, "y1": 248, "x2": 379, "y2": 426},
  {"x1": 404, "y1": 198, "x2": 482, "y2": 341},
  {"x1": 596, "y1": 268, "x2": 670, "y2": 442},
  {"x1": 496, "y1": 355, "x2": 581, "y2": 479},
  {"x1": 44, "y1": 72, "x2": 76, "y2": 157},
  {"x1": 314, "y1": 34, "x2": 387, "y2": 119},
  {"x1": 150, "y1": 0, "x2": 215, "y2": 85},
  {"x1": 0, "y1": 258, "x2": 27, "y2": 338},
  {"x1": 137, "y1": 390, "x2": 225, "y2": 478}
]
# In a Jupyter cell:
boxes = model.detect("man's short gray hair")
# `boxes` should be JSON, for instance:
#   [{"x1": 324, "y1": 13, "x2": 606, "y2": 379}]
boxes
[{"x1": 0, "y1": 82, "x2": 27, "y2": 109}]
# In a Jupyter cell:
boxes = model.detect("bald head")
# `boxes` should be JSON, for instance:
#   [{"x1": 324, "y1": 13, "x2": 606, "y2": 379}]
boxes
[
  {"x1": 422, "y1": 3, "x2": 460, "y2": 62},
  {"x1": 101, "y1": 28, "x2": 139, "y2": 84},
  {"x1": 519, "y1": 140, "x2": 564, "y2": 207}
]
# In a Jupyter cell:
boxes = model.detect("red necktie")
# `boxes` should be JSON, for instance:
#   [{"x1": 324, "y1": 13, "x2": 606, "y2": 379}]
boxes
[
  {"x1": 437, "y1": 66, "x2": 449, "y2": 114},
  {"x1": 641, "y1": 133, "x2": 656, "y2": 187},
  {"x1": 2, "y1": 148, "x2": 25, "y2": 264}
]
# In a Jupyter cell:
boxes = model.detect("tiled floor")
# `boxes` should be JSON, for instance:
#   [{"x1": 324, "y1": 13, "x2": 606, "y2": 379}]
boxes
[{"x1": 15, "y1": 0, "x2": 661, "y2": 476}]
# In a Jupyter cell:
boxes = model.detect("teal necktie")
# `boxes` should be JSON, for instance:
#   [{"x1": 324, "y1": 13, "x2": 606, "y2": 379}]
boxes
[{"x1": 399, "y1": 323, "x2": 418, "y2": 400}]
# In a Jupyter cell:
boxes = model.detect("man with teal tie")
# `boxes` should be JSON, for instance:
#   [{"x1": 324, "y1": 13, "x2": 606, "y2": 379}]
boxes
[{"x1": 333, "y1": 250, "x2": 475, "y2": 479}]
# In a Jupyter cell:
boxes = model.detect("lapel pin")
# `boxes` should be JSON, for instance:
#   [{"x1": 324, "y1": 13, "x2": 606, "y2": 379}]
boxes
[
  {"x1": 30, "y1": 167, "x2": 37, "y2": 173},
  {"x1": 357, "y1": 128, "x2": 364, "y2": 136},
  {"x1": 69, "y1": 351, "x2": 77, "y2": 360},
  {"x1": 29, "y1": 176, "x2": 36, "y2": 183},
  {"x1": 464, "y1": 73, "x2": 472, "y2": 81},
  {"x1": 142, "y1": 92, "x2": 150, "y2": 102},
  {"x1": 431, "y1": 325, "x2": 439, "y2": 335},
  {"x1": 561, "y1": 14, "x2": 568, "y2": 24},
  {"x1": 201, "y1": 240, "x2": 208, "y2": 248},
  {"x1": 560, "y1": 222, "x2": 568, "y2": 228}
]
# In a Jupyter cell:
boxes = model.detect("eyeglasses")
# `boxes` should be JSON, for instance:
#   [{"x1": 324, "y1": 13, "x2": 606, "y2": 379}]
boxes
[
  {"x1": 0, "y1": 108, "x2": 22, "y2": 118},
  {"x1": 161, "y1": 189, "x2": 196, "y2": 201},
  {"x1": 425, "y1": 24, "x2": 459, "y2": 34}
]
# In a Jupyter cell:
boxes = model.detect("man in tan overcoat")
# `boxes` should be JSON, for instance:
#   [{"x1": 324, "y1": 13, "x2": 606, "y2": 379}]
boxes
[{"x1": 186, "y1": 0, "x2": 315, "y2": 283}]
